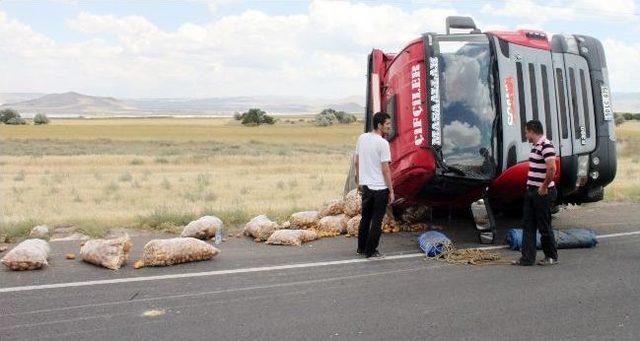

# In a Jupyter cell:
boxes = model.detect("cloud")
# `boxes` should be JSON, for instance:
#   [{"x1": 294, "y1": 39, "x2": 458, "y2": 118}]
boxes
[
  {"x1": 602, "y1": 39, "x2": 640, "y2": 93},
  {"x1": 1, "y1": 1, "x2": 638, "y2": 98},
  {"x1": 482, "y1": 0, "x2": 638, "y2": 22},
  {"x1": 442, "y1": 120, "x2": 481, "y2": 156}
]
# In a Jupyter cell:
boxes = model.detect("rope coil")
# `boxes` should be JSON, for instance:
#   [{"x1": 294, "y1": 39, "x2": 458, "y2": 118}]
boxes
[{"x1": 426, "y1": 242, "x2": 509, "y2": 265}]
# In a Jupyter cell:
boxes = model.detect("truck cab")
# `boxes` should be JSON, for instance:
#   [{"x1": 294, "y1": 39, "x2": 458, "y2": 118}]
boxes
[{"x1": 353, "y1": 16, "x2": 616, "y2": 213}]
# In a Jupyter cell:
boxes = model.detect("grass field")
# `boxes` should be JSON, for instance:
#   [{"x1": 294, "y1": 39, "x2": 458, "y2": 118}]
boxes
[
  {"x1": 0, "y1": 118, "x2": 361, "y2": 239},
  {"x1": 1, "y1": 117, "x2": 638, "y2": 240}
]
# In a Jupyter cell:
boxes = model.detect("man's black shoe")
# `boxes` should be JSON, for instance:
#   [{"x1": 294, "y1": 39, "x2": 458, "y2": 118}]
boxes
[
  {"x1": 356, "y1": 249, "x2": 364, "y2": 256},
  {"x1": 366, "y1": 250, "x2": 384, "y2": 259}
]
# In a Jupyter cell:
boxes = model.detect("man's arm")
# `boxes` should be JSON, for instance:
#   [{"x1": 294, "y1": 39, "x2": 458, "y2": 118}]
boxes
[
  {"x1": 539, "y1": 156, "x2": 556, "y2": 196},
  {"x1": 381, "y1": 162, "x2": 395, "y2": 204},
  {"x1": 353, "y1": 154, "x2": 360, "y2": 191}
]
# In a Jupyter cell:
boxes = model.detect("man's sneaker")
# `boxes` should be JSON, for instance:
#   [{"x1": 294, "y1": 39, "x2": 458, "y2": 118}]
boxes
[
  {"x1": 366, "y1": 250, "x2": 384, "y2": 259},
  {"x1": 537, "y1": 257, "x2": 559, "y2": 266}
]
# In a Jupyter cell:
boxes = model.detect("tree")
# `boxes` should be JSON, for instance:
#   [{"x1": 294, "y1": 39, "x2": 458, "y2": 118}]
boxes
[
  {"x1": 0, "y1": 108, "x2": 21, "y2": 124},
  {"x1": 240, "y1": 108, "x2": 276, "y2": 126},
  {"x1": 5, "y1": 116, "x2": 26, "y2": 125},
  {"x1": 33, "y1": 113, "x2": 50, "y2": 125},
  {"x1": 314, "y1": 108, "x2": 356, "y2": 126}
]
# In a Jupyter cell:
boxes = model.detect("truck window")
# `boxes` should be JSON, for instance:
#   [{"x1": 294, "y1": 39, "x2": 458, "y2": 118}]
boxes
[
  {"x1": 516, "y1": 62, "x2": 526, "y2": 142},
  {"x1": 385, "y1": 95, "x2": 397, "y2": 140},
  {"x1": 579, "y1": 69, "x2": 591, "y2": 138},
  {"x1": 569, "y1": 68, "x2": 581, "y2": 136},
  {"x1": 528, "y1": 63, "x2": 539, "y2": 122},
  {"x1": 555, "y1": 68, "x2": 569, "y2": 139},
  {"x1": 541, "y1": 65, "x2": 552, "y2": 139}
]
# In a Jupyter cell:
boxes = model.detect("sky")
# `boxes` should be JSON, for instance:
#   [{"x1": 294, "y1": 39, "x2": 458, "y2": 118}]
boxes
[{"x1": 0, "y1": 0, "x2": 639, "y2": 99}]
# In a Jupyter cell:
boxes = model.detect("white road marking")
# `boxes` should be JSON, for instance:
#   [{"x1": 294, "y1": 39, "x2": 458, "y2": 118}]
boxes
[
  {"x1": 0, "y1": 230, "x2": 637, "y2": 294},
  {"x1": 595, "y1": 230, "x2": 640, "y2": 239}
]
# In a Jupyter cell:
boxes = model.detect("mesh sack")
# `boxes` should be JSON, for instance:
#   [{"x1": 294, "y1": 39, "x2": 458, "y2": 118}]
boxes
[
  {"x1": 290, "y1": 211, "x2": 320, "y2": 229},
  {"x1": 1, "y1": 239, "x2": 50, "y2": 271},
  {"x1": 142, "y1": 237, "x2": 220, "y2": 267},
  {"x1": 343, "y1": 189, "x2": 361, "y2": 217},
  {"x1": 265, "y1": 229, "x2": 319, "y2": 246},
  {"x1": 317, "y1": 214, "x2": 349, "y2": 236},
  {"x1": 180, "y1": 215, "x2": 223, "y2": 240},
  {"x1": 346, "y1": 215, "x2": 362, "y2": 236},
  {"x1": 80, "y1": 235, "x2": 132, "y2": 270},
  {"x1": 243, "y1": 215, "x2": 279, "y2": 242},
  {"x1": 318, "y1": 199, "x2": 345, "y2": 218},
  {"x1": 29, "y1": 225, "x2": 50, "y2": 240}
]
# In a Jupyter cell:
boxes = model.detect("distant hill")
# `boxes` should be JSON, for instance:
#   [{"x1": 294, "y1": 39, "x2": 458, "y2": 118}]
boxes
[
  {"x1": 0, "y1": 92, "x2": 138, "y2": 116},
  {"x1": 1, "y1": 91, "x2": 636, "y2": 118},
  {"x1": 0, "y1": 93, "x2": 47, "y2": 105},
  {"x1": 0, "y1": 92, "x2": 365, "y2": 117}
]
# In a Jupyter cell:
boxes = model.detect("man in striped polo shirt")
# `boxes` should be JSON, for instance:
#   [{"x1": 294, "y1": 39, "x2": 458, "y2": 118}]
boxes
[{"x1": 513, "y1": 120, "x2": 559, "y2": 266}]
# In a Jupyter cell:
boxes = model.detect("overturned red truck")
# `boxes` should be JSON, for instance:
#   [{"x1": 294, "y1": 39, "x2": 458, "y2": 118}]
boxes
[{"x1": 346, "y1": 16, "x2": 616, "y2": 241}]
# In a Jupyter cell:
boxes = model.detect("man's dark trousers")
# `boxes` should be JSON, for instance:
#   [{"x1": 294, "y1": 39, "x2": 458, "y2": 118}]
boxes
[
  {"x1": 358, "y1": 186, "x2": 389, "y2": 256},
  {"x1": 521, "y1": 186, "x2": 558, "y2": 264}
]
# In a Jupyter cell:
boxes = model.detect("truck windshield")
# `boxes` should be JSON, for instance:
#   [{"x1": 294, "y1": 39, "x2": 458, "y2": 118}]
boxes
[{"x1": 435, "y1": 35, "x2": 497, "y2": 179}]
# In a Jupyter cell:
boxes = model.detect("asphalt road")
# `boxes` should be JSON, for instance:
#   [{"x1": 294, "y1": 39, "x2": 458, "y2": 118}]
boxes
[{"x1": 1, "y1": 202, "x2": 639, "y2": 340}]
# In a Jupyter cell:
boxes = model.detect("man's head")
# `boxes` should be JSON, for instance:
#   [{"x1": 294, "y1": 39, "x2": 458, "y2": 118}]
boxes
[
  {"x1": 372, "y1": 111, "x2": 391, "y2": 136},
  {"x1": 525, "y1": 120, "x2": 544, "y2": 143}
]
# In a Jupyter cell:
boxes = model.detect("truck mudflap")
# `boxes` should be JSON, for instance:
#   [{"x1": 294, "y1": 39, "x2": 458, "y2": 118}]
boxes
[{"x1": 552, "y1": 35, "x2": 616, "y2": 202}]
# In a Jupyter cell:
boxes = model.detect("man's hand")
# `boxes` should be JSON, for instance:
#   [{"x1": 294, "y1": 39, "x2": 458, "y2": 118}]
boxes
[
  {"x1": 538, "y1": 185, "x2": 548, "y2": 196},
  {"x1": 388, "y1": 191, "x2": 395, "y2": 205}
]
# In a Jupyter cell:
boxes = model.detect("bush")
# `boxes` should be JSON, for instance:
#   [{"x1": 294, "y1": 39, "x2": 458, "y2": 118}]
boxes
[
  {"x1": 614, "y1": 113, "x2": 626, "y2": 126},
  {"x1": 622, "y1": 112, "x2": 635, "y2": 121},
  {"x1": 5, "y1": 116, "x2": 26, "y2": 125},
  {"x1": 314, "y1": 108, "x2": 357, "y2": 126},
  {"x1": 33, "y1": 113, "x2": 50, "y2": 125},
  {"x1": 0, "y1": 108, "x2": 21, "y2": 124},
  {"x1": 233, "y1": 112, "x2": 242, "y2": 121},
  {"x1": 316, "y1": 115, "x2": 332, "y2": 127},
  {"x1": 240, "y1": 108, "x2": 276, "y2": 126}
]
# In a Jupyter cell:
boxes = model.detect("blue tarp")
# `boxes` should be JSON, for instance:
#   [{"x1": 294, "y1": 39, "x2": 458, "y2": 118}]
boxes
[
  {"x1": 505, "y1": 228, "x2": 598, "y2": 251},
  {"x1": 418, "y1": 231, "x2": 451, "y2": 257}
]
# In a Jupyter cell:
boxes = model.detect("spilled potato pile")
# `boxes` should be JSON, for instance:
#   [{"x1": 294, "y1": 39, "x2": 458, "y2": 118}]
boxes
[{"x1": 243, "y1": 189, "x2": 427, "y2": 247}]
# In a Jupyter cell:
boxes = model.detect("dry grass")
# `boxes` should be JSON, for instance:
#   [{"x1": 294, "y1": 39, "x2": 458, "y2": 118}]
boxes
[
  {"x1": 0, "y1": 117, "x2": 359, "y2": 238},
  {"x1": 0, "y1": 117, "x2": 637, "y2": 239},
  {"x1": 605, "y1": 121, "x2": 640, "y2": 201}
]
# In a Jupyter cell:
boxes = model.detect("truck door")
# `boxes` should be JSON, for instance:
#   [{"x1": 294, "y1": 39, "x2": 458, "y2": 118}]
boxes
[
  {"x1": 552, "y1": 52, "x2": 574, "y2": 157},
  {"x1": 491, "y1": 36, "x2": 561, "y2": 171},
  {"x1": 560, "y1": 54, "x2": 597, "y2": 155}
]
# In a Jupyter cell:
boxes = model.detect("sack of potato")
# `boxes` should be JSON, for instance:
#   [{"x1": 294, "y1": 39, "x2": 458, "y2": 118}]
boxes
[
  {"x1": 290, "y1": 211, "x2": 319, "y2": 229},
  {"x1": 140, "y1": 237, "x2": 220, "y2": 267},
  {"x1": 265, "y1": 229, "x2": 319, "y2": 246},
  {"x1": 316, "y1": 214, "x2": 349, "y2": 237},
  {"x1": 318, "y1": 199, "x2": 344, "y2": 218},
  {"x1": 346, "y1": 215, "x2": 361, "y2": 236},
  {"x1": 243, "y1": 215, "x2": 279, "y2": 242},
  {"x1": 1, "y1": 239, "x2": 50, "y2": 271},
  {"x1": 382, "y1": 213, "x2": 401, "y2": 233},
  {"x1": 180, "y1": 215, "x2": 223, "y2": 240},
  {"x1": 29, "y1": 225, "x2": 50, "y2": 240},
  {"x1": 80, "y1": 235, "x2": 132, "y2": 270},
  {"x1": 343, "y1": 189, "x2": 361, "y2": 217}
]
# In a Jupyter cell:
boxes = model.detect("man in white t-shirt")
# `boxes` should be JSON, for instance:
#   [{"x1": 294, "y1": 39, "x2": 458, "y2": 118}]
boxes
[{"x1": 354, "y1": 111, "x2": 394, "y2": 258}]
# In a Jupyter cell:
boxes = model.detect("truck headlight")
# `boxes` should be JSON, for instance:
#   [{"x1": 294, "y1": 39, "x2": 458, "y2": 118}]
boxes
[
  {"x1": 576, "y1": 155, "x2": 589, "y2": 187},
  {"x1": 590, "y1": 171, "x2": 599, "y2": 180},
  {"x1": 592, "y1": 156, "x2": 600, "y2": 166}
]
